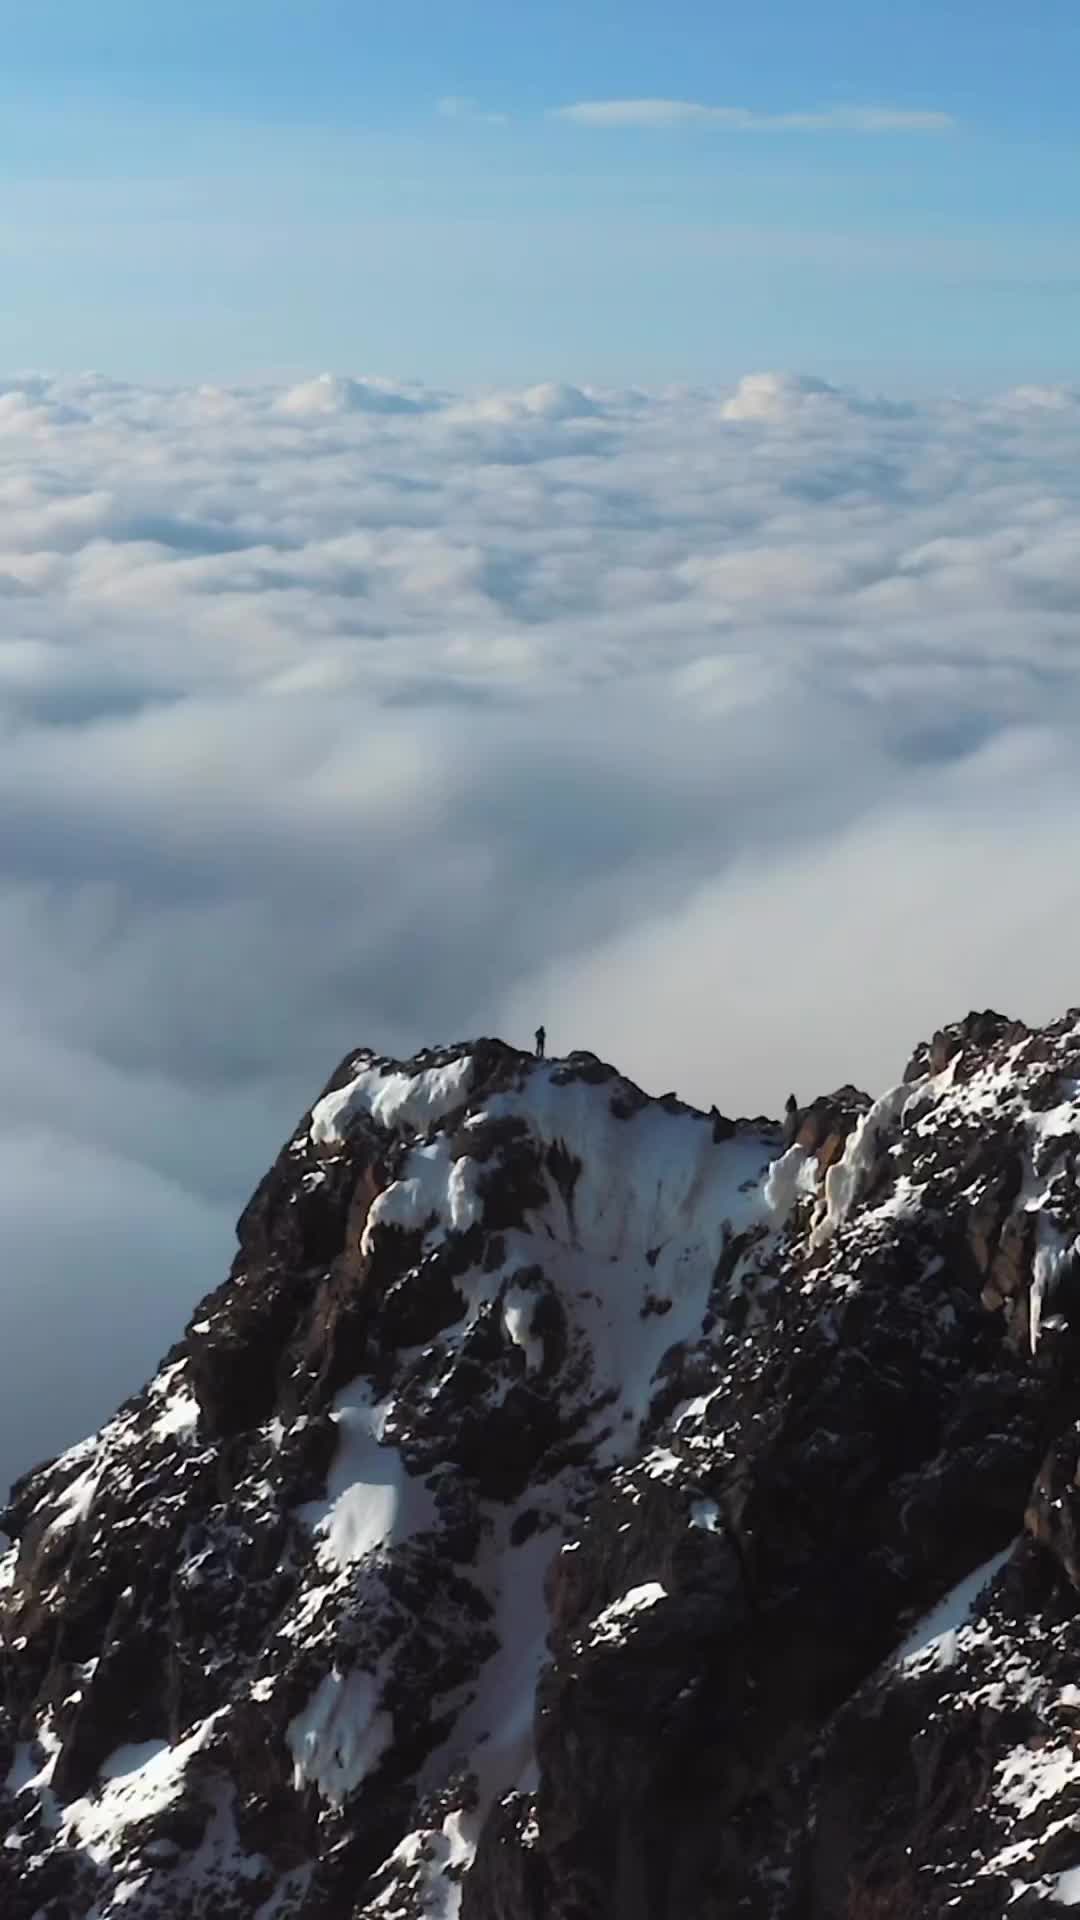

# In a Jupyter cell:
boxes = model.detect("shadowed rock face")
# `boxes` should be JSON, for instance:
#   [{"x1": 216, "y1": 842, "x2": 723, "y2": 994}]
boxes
[{"x1": 7, "y1": 1014, "x2": 1080, "y2": 1917}]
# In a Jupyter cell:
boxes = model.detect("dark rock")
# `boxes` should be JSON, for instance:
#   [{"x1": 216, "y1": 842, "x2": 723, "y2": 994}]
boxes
[{"x1": 9, "y1": 1019, "x2": 1080, "y2": 1916}]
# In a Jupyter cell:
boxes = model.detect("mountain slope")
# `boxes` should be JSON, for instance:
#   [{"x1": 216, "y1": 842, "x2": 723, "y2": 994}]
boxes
[{"x1": 5, "y1": 1017, "x2": 1080, "y2": 1917}]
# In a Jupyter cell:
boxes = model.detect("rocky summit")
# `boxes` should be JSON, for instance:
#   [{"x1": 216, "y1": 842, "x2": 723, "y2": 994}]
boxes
[{"x1": 10, "y1": 1019, "x2": 1080, "y2": 1917}]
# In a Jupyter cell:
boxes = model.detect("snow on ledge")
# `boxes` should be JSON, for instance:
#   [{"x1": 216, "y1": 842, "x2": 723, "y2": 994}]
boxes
[
  {"x1": 892, "y1": 1543, "x2": 1015, "y2": 1673},
  {"x1": 310, "y1": 1056, "x2": 474, "y2": 1147},
  {"x1": 813, "y1": 1079, "x2": 921, "y2": 1246},
  {"x1": 148, "y1": 1361, "x2": 201, "y2": 1442},
  {"x1": 59, "y1": 1713, "x2": 226, "y2": 1861},
  {"x1": 763, "y1": 1144, "x2": 816, "y2": 1223},
  {"x1": 995, "y1": 1741, "x2": 1079, "y2": 1822},
  {"x1": 588, "y1": 1581, "x2": 668, "y2": 1648},
  {"x1": 298, "y1": 1380, "x2": 436, "y2": 1573},
  {"x1": 42, "y1": 1464, "x2": 102, "y2": 1545},
  {"x1": 360, "y1": 1138, "x2": 482, "y2": 1253}
]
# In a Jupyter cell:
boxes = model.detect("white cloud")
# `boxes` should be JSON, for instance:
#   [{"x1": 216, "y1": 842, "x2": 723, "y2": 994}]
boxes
[
  {"x1": 437, "y1": 96, "x2": 509, "y2": 126},
  {"x1": 1, "y1": 363, "x2": 1079, "y2": 1503},
  {"x1": 498, "y1": 736, "x2": 1080, "y2": 1118},
  {"x1": 999, "y1": 384, "x2": 1080, "y2": 413},
  {"x1": 551, "y1": 99, "x2": 955, "y2": 133},
  {"x1": 277, "y1": 372, "x2": 436, "y2": 416},
  {"x1": 444, "y1": 381, "x2": 600, "y2": 425},
  {"x1": 720, "y1": 371, "x2": 839, "y2": 420}
]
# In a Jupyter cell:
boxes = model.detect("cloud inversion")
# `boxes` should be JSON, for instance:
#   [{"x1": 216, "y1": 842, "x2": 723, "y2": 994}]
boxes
[{"x1": 1, "y1": 365, "x2": 1079, "y2": 1502}]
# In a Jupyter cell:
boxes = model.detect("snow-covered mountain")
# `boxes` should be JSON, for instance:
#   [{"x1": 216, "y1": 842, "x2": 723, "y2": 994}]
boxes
[{"x1": 6, "y1": 1016, "x2": 1080, "y2": 1916}]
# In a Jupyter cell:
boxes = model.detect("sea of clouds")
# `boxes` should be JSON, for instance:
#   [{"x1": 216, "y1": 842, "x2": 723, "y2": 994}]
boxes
[{"x1": 3, "y1": 362, "x2": 1080, "y2": 1497}]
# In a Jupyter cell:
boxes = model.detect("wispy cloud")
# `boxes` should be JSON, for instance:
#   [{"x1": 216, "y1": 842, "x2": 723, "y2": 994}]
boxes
[
  {"x1": 437, "y1": 96, "x2": 508, "y2": 126},
  {"x1": 551, "y1": 99, "x2": 955, "y2": 133}
]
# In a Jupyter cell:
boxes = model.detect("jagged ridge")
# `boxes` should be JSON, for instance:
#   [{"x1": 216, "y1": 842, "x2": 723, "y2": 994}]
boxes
[{"x1": 4, "y1": 1016, "x2": 1080, "y2": 1917}]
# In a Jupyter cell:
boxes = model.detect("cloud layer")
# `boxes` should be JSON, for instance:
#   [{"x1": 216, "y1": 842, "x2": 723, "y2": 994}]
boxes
[
  {"x1": 550, "y1": 100, "x2": 954, "y2": 132},
  {"x1": 2, "y1": 365, "x2": 1080, "y2": 1497}
]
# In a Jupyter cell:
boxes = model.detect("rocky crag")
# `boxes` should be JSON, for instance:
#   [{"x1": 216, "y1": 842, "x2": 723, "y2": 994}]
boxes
[{"x1": 7, "y1": 1015, "x2": 1080, "y2": 1916}]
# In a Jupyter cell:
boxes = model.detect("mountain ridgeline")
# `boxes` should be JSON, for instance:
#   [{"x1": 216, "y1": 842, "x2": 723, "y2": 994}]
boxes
[{"x1": 6, "y1": 1014, "x2": 1080, "y2": 1917}]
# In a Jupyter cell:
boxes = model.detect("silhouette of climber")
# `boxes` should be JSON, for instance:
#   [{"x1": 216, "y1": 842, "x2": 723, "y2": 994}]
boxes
[
  {"x1": 782, "y1": 1093, "x2": 800, "y2": 1148},
  {"x1": 535, "y1": 1025, "x2": 546, "y2": 1059}
]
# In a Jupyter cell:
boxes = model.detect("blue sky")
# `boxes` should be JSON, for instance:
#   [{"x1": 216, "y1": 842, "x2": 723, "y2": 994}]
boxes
[{"x1": 0, "y1": 0, "x2": 1077, "y2": 385}]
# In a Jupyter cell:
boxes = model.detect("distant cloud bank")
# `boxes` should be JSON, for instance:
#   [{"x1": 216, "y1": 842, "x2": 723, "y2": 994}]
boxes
[{"x1": 1, "y1": 364, "x2": 1079, "y2": 1504}]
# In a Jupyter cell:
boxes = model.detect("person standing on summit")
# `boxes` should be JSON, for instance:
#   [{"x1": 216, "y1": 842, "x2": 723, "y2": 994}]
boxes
[{"x1": 535, "y1": 1025, "x2": 546, "y2": 1059}]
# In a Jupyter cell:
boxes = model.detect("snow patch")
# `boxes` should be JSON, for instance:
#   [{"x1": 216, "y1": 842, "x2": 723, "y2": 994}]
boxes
[
  {"x1": 6, "y1": 1716, "x2": 61, "y2": 1797},
  {"x1": 377, "y1": 1524, "x2": 556, "y2": 1919},
  {"x1": 893, "y1": 1544, "x2": 1015, "y2": 1672},
  {"x1": 370, "y1": 1807, "x2": 477, "y2": 1920},
  {"x1": 42, "y1": 1463, "x2": 102, "y2": 1543},
  {"x1": 61, "y1": 1714, "x2": 225, "y2": 1861},
  {"x1": 589, "y1": 1581, "x2": 668, "y2": 1647},
  {"x1": 813, "y1": 1080, "x2": 919, "y2": 1245},
  {"x1": 448, "y1": 1527, "x2": 554, "y2": 1809},
  {"x1": 362, "y1": 1138, "x2": 482, "y2": 1252},
  {"x1": 995, "y1": 1740, "x2": 1079, "y2": 1820},
  {"x1": 299, "y1": 1380, "x2": 437, "y2": 1572},
  {"x1": 148, "y1": 1362, "x2": 201, "y2": 1441},
  {"x1": 501, "y1": 1282, "x2": 543, "y2": 1371},
  {"x1": 310, "y1": 1056, "x2": 473, "y2": 1146},
  {"x1": 469, "y1": 1069, "x2": 776, "y2": 1453},
  {"x1": 763, "y1": 1144, "x2": 812, "y2": 1223},
  {"x1": 642, "y1": 1447, "x2": 682, "y2": 1482},
  {"x1": 287, "y1": 1667, "x2": 393, "y2": 1806}
]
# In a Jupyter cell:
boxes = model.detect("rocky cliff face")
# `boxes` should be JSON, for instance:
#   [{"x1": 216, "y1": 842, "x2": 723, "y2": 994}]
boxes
[{"x1": 6, "y1": 1017, "x2": 1080, "y2": 1917}]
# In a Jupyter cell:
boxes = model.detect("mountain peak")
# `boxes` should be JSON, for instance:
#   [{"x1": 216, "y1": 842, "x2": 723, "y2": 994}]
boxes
[{"x1": 6, "y1": 1018, "x2": 1080, "y2": 1915}]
